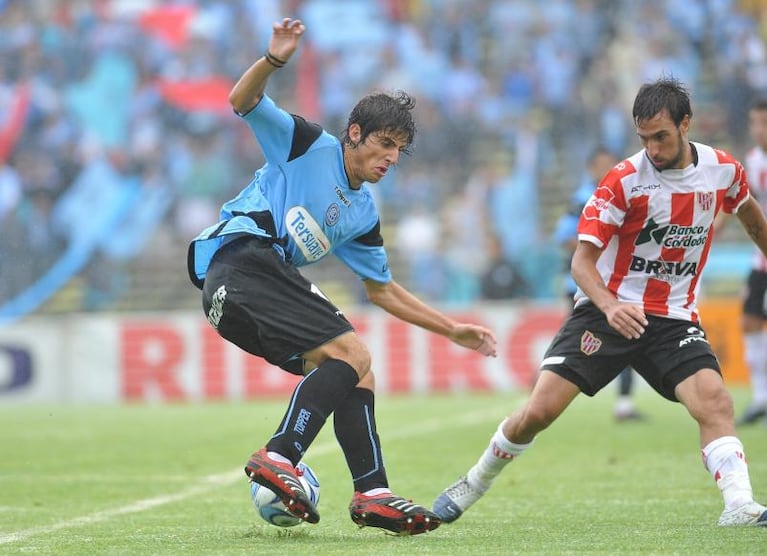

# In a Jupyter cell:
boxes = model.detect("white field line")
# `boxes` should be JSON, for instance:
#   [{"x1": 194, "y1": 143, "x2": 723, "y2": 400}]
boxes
[{"x1": 0, "y1": 403, "x2": 506, "y2": 545}]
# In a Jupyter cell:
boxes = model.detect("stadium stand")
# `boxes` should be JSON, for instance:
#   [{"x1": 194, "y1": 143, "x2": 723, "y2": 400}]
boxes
[{"x1": 1, "y1": 0, "x2": 766, "y2": 319}]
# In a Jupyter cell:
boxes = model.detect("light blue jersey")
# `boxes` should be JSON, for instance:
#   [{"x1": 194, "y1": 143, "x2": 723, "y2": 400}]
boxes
[
  {"x1": 553, "y1": 179, "x2": 595, "y2": 296},
  {"x1": 188, "y1": 94, "x2": 391, "y2": 288}
]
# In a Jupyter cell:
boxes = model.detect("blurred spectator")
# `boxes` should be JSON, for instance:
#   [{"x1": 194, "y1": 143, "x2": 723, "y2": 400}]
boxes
[
  {"x1": 1, "y1": 0, "x2": 766, "y2": 315},
  {"x1": 480, "y1": 234, "x2": 530, "y2": 300},
  {"x1": 170, "y1": 114, "x2": 236, "y2": 241},
  {"x1": 394, "y1": 203, "x2": 446, "y2": 301}
]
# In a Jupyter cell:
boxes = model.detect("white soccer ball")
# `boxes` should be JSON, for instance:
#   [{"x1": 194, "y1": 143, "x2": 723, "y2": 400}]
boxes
[{"x1": 249, "y1": 461, "x2": 321, "y2": 527}]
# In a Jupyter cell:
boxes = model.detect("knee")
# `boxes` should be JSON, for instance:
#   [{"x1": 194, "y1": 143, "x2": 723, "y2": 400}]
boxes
[
  {"x1": 517, "y1": 402, "x2": 557, "y2": 435},
  {"x1": 331, "y1": 335, "x2": 372, "y2": 379},
  {"x1": 357, "y1": 370, "x2": 375, "y2": 390},
  {"x1": 691, "y1": 382, "x2": 734, "y2": 424},
  {"x1": 306, "y1": 332, "x2": 372, "y2": 379},
  {"x1": 706, "y1": 386, "x2": 734, "y2": 418},
  {"x1": 346, "y1": 343, "x2": 371, "y2": 378}
]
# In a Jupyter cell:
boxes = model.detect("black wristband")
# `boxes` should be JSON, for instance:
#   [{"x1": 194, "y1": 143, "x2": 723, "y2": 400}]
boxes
[{"x1": 264, "y1": 50, "x2": 287, "y2": 68}]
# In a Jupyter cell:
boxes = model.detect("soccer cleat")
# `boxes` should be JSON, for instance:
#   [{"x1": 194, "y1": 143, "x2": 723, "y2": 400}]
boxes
[
  {"x1": 432, "y1": 476, "x2": 487, "y2": 523},
  {"x1": 244, "y1": 448, "x2": 320, "y2": 524},
  {"x1": 349, "y1": 491, "x2": 441, "y2": 535},
  {"x1": 614, "y1": 409, "x2": 647, "y2": 422},
  {"x1": 736, "y1": 405, "x2": 767, "y2": 426},
  {"x1": 717, "y1": 501, "x2": 767, "y2": 526}
]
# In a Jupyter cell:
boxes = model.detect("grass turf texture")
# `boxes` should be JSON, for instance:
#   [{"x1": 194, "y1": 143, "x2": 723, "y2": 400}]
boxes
[{"x1": 1, "y1": 388, "x2": 765, "y2": 555}]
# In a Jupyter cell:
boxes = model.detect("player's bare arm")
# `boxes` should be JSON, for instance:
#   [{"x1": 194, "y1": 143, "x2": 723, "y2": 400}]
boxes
[
  {"x1": 229, "y1": 18, "x2": 306, "y2": 114},
  {"x1": 736, "y1": 196, "x2": 767, "y2": 258},
  {"x1": 571, "y1": 240, "x2": 647, "y2": 340},
  {"x1": 363, "y1": 279, "x2": 497, "y2": 357}
]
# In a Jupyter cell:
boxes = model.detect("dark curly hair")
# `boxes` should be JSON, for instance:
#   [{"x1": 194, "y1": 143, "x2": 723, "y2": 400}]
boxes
[
  {"x1": 341, "y1": 91, "x2": 417, "y2": 154},
  {"x1": 632, "y1": 76, "x2": 692, "y2": 127}
]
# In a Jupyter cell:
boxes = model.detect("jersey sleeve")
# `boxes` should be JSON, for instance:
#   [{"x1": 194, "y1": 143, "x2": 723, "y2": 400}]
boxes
[
  {"x1": 333, "y1": 221, "x2": 392, "y2": 283},
  {"x1": 576, "y1": 172, "x2": 627, "y2": 249},
  {"x1": 334, "y1": 242, "x2": 392, "y2": 283},
  {"x1": 721, "y1": 155, "x2": 750, "y2": 214},
  {"x1": 240, "y1": 94, "x2": 295, "y2": 163}
]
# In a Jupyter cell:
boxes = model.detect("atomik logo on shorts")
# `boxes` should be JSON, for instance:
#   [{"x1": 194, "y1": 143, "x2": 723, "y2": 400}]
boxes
[{"x1": 679, "y1": 326, "x2": 708, "y2": 347}]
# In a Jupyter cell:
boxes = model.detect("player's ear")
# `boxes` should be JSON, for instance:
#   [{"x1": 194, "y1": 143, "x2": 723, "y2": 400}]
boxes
[
  {"x1": 348, "y1": 123, "x2": 361, "y2": 145},
  {"x1": 679, "y1": 114, "x2": 691, "y2": 134}
]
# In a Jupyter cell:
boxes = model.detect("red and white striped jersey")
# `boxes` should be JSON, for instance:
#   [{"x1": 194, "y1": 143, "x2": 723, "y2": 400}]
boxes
[
  {"x1": 576, "y1": 142, "x2": 750, "y2": 322},
  {"x1": 746, "y1": 146, "x2": 767, "y2": 271}
]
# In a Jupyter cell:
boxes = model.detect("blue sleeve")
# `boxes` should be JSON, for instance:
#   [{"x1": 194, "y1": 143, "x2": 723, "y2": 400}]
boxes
[
  {"x1": 334, "y1": 241, "x2": 392, "y2": 283},
  {"x1": 553, "y1": 213, "x2": 579, "y2": 245},
  {"x1": 241, "y1": 94, "x2": 295, "y2": 163}
]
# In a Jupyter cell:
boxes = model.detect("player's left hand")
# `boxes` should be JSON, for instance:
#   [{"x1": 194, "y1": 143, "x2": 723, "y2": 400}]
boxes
[{"x1": 450, "y1": 324, "x2": 498, "y2": 357}]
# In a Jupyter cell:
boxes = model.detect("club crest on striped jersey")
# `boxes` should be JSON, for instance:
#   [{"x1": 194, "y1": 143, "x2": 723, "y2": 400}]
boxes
[
  {"x1": 286, "y1": 206, "x2": 330, "y2": 261},
  {"x1": 580, "y1": 330, "x2": 602, "y2": 355},
  {"x1": 697, "y1": 191, "x2": 714, "y2": 211}
]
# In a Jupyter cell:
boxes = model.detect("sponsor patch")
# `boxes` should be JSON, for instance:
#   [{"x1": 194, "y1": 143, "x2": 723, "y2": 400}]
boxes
[
  {"x1": 583, "y1": 186, "x2": 615, "y2": 221},
  {"x1": 580, "y1": 330, "x2": 602, "y2": 355},
  {"x1": 286, "y1": 206, "x2": 331, "y2": 261},
  {"x1": 207, "y1": 285, "x2": 227, "y2": 328}
]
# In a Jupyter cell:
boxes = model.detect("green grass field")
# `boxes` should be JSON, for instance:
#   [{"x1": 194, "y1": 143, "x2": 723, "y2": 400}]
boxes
[{"x1": 1, "y1": 387, "x2": 765, "y2": 555}]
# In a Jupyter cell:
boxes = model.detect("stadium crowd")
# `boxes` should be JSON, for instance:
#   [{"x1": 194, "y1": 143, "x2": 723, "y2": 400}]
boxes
[{"x1": 2, "y1": 0, "x2": 767, "y2": 313}]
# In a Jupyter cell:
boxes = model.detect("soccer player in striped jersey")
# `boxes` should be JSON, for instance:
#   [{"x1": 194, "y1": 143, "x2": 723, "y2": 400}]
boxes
[
  {"x1": 737, "y1": 99, "x2": 767, "y2": 426},
  {"x1": 187, "y1": 18, "x2": 497, "y2": 535},
  {"x1": 434, "y1": 77, "x2": 767, "y2": 527},
  {"x1": 554, "y1": 147, "x2": 647, "y2": 422}
]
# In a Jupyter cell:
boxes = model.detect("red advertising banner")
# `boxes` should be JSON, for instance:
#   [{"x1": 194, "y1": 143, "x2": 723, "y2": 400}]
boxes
[{"x1": 0, "y1": 300, "x2": 749, "y2": 404}]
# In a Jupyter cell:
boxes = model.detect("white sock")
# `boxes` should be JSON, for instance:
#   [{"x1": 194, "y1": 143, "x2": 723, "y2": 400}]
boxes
[
  {"x1": 744, "y1": 331, "x2": 767, "y2": 406},
  {"x1": 467, "y1": 422, "x2": 533, "y2": 489},
  {"x1": 702, "y1": 436, "x2": 754, "y2": 510},
  {"x1": 363, "y1": 487, "x2": 392, "y2": 496},
  {"x1": 267, "y1": 451, "x2": 292, "y2": 465},
  {"x1": 614, "y1": 395, "x2": 635, "y2": 415}
]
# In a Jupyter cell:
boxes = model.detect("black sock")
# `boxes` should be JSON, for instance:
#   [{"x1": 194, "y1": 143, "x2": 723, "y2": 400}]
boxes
[
  {"x1": 333, "y1": 387, "x2": 388, "y2": 493},
  {"x1": 266, "y1": 358, "x2": 359, "y2": 465}
]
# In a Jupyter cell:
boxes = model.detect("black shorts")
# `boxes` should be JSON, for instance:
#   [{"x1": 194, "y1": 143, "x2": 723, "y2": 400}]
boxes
[
  {"x1": 742, "y1": 269, "x2": 767, "y2": 318},
  {"x1": 541, "y1": 302, "x2": 721, "y2": 401},
  {"x1": 201, "y1": 236, "x2": 353, "y2": 375}
]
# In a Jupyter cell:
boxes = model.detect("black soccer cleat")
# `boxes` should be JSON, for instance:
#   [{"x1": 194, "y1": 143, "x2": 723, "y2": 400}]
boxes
[
  {"x1": 349, "y1": 491, "x2": 441, "y2": 535},
  {"x1": 244, "y1": 448, "x2": 320, "y2": 524}
]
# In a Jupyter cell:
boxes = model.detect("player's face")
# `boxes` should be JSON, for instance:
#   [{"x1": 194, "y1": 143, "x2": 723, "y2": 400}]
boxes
[
  {"x1": 748, "y1": 108, "x2": 767, "y2": 150},
  {"x1": 636, "y1": 110, "x2": 690, "y2": 171},
  {"x1": 344, "y1": 125, "x2": 408, "y2": 188}
]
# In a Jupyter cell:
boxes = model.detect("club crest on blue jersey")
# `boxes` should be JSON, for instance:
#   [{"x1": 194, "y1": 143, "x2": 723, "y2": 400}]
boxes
[{"x1": 325, "y1": 203, "x2": 341, "y2": 226}]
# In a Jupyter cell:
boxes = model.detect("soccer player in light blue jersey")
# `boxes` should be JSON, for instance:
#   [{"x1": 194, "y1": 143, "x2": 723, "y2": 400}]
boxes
[{"x1": 187, "y1": 18, "x2": 497, "y2": 535}]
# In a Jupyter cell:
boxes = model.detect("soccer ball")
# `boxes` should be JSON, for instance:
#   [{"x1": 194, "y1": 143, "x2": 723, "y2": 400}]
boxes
[{"x1": 249, "y1": 461, "x2": 320, "y2": 527}]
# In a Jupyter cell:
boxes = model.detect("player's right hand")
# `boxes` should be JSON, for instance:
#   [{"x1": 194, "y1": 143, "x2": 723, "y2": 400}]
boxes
[{"x1": 604, "y1": 302, "x2": 648, "y2": 340}]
